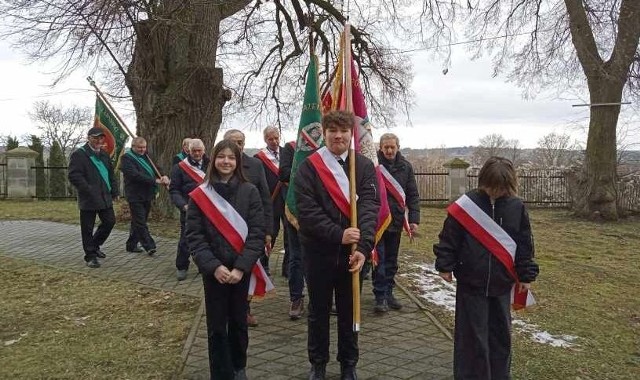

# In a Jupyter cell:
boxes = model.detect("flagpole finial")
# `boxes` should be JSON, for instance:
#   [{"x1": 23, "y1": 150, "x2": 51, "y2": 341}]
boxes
[{"x1": 86, "y1": 76, "x2": 95, "y2": 86}]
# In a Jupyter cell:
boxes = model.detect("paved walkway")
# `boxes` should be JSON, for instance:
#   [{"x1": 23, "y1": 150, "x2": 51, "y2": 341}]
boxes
[{"x1": 0, "y1": 220, "x2": 453, "y2": 379}]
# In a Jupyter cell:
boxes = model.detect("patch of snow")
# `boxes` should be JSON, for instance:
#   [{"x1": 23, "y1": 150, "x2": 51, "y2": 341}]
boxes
[{"x1": 404, "y1": 263, "x2": 578, "y2": 348}]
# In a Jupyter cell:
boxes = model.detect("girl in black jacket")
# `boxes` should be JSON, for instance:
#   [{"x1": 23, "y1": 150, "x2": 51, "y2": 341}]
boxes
[
  {"x1": 433, "y1": 156, "x2": 539, "y2": 380},
  {"x1": 185, "y1": 140, "x2": 265, "y2": 380}
]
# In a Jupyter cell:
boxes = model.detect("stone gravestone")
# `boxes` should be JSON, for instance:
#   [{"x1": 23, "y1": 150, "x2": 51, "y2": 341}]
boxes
[
  {"x1": 444, "y1": 158, "x2": 471, "y2": 201},
  {"x1": 4, "y1": 147, "x2": 39, "y2": 199}
]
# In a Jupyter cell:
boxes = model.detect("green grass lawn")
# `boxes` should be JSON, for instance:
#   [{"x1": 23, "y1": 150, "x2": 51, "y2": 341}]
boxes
[
  {"x1": 1, "y1": 200, "x2": 639, "y2": 379},
  {"x1": 0, "y1": 255, "x2": 200, "y2": 379}
]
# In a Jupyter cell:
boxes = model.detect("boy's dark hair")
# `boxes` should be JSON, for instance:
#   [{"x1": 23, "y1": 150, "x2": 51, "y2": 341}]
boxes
[
  {"x1": 477, "y1": 156, "x2": 518, "y2": 196},
  {"x1": 322, "y1": 110, "x2": 355, "y2": 131},
  {"x1": 206, "y1": 139, "x2": 248, "y2": 184}
]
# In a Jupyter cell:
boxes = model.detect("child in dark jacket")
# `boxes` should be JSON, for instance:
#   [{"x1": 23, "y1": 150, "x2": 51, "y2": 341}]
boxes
[
  {"x1": 186, "y1": 140, "x2": 265, "y2": 380},
  {"x1": 433, "y1": 156, "x2": 539, "y2": 380}
]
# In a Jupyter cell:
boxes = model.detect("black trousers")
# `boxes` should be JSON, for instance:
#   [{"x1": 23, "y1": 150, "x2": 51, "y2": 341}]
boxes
[
  {"x1": 79, "y1": 207, "x2": 115, "y2": 261},
  {"x1": 303, "y1": 247, "x2": 358, "y2": 366},
  {"x1": 454, "y1": 288, "x2": 512, "y2": 380},
  {"x1": 176, "y1": 211, "x2": 190, "y2": 270},
  {"x1": 260, "y1": 208, "x2": 289, "y2": 274},
  {"x1": 203, "y1": 272, "x2": 250, "y2": 380},
  {"x1": 126, "y1": 201, "x2": 155, "y2": 251}
]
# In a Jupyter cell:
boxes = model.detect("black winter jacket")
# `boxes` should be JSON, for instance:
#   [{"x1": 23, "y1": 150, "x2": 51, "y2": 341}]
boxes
[
  {"x1": 185, "y1": 177, "x2": 265, "y2": 277},
  {"x1": 254, "y1": 147, "x2": 287, "y2": 213},
  {"x1": 433, "y1": 189, "x2": 539, "y2": 296},
  {"x1": 68, "y1": 143, "x2": 118, "y2": 210},
  {"x1": 242, "y1": 153, "x2": 273, "y2": 235},
  {"x1": 169, "y1": 156, "x2": 210, "y2": 211},
  {"x1": 120, "y1": 152, "x2": 157, "y2": 202},
  {"x1": 294, "y1": 151, "x2": 380, "y2": 260},
  {"x1": 378, "y1": 151, "x2": 420, "y2": 231},
  {"x1": 278, "y1": 141, "x2": 296, "y2": 183}
]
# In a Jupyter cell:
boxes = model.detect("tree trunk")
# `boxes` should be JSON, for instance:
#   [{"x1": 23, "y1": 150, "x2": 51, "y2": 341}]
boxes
[
  {"x1": 125, "y1": 1, "x2": 232, "y2": 215},
  {"x1": 572, "y1": 77, "x2": 624, "y2": 220}
]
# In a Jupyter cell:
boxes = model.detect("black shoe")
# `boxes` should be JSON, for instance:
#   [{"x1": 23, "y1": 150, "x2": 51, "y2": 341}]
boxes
[
  {"x1": 387, "y1": 295, "x2": 403, "y2": 310},
  {"x1": 95, "y1": 249, "x2": 106, "y2": 258},
  {"x1": 340, "y1": 365, "x2": 357, "y2": 380},
  {"x1": 147, "y1": 248, "x2": 157, "y2": 257},
  {"x1": 308, "y1": 364, "x2": 326, "y2": 380},
  {"x1": 234, "y1": 368, "x2": 248, "y2": 380},
  {"x1": 374, "y1": 299, "x2": 388, "y2": 314},
  {"x1": 86, "y1": 258, "x2": 100, "y2": 268},
  {"x1": 126, "y1": 246, "x2": 144, "y2": 253}
]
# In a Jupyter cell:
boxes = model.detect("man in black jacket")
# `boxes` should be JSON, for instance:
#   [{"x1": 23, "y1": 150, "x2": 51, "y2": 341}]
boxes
[
  {"x1": 120, "y1": 137, "x2": 169, "y2": 256},
  {"x1": 254, "y1": 126, "x2": 289, "y2": 278},
  {"x1": 294, "y1": 110, "x2": 379, "y2": 380},
  {"x1": 169, "y1": 138, "x2": 209, "y2": 281},
  {"x1": 68, "y1": 127, "x2": 119, "y2": 268},
  {"x1": 224, "y1": 129, "x2": 273, "y2": 327},
  {"x1": 372, "y1": 133, "x2": 420, "y2": 313}
]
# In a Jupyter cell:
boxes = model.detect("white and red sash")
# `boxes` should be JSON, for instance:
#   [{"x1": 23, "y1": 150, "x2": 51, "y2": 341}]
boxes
[
  {"x1": 447, "y1": 194, "x2": 535, "y2": 310},
  {"x1": 307, "y1": 147, "x2": 350, "y2": 219},
  {"x1": 255, "y1": 149, "x2": 279, "y2": 177},
  {"x1": 189, "y1": 183, "x2": 275, "y2": 297},
  {"x1": 178, "y1": 158, "x2": 206, "y2": 184},
  {"x1": 379, "y1": 165, "x2": 412, "y2": 238}
]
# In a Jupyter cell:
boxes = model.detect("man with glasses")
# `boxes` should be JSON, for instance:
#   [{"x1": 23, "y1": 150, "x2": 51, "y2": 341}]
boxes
[{"x1": 68, "y1": 127, "x2": 119, "y2": 268}]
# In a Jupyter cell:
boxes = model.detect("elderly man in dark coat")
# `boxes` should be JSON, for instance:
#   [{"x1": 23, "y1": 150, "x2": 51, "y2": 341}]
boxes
[{"x1": 68, "y1": 127, "x2": 119, "y2": 268}]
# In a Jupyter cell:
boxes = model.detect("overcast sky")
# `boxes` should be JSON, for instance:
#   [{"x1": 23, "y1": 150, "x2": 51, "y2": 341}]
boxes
[{"x1": 1, "y1": 38, "x2": 635, "y2": 151}]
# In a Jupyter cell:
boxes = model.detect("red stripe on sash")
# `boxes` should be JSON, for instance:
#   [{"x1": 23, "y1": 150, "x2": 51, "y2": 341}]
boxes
[
  {"x1": 308, "y1": 152, "x2": 350, "y2": 218},
  {"x1": 380, "y1": 165, "x2": 412, "y2": 237},
  {"x1": 447, "y1": 197, "x2": 534, "y2": 309},
  {"x1": 448, "y1": 202, "x2": 518, "y2": 281},
  {"x1": 178, "y1": 160, "x2": 205, "y2": 184},
  {"x1": 255, "y1": 150, "x2": 279, "y2": 176},
  {"x1": 189, "y1": 186, "x2": 245, "y2": 254}
]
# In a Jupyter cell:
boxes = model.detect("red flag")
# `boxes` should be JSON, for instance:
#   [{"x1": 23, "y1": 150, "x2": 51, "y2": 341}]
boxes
[{"x1": 329, "y1": 26, "x2": 392, "y2": 265}]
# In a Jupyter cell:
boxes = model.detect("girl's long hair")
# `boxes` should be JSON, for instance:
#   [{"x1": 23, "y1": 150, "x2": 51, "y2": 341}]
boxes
[{"x1": 205, "y1": 140, "x2": 248, "y2": 184}]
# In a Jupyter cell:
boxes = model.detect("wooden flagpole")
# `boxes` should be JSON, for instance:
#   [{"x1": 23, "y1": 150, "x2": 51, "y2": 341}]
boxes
[
  {"x1": 86, "y1": 77, "x2": 165, "y2": 181},
  {"x1": 343, "y1": 23, "x2": 361, "y2": 333}
]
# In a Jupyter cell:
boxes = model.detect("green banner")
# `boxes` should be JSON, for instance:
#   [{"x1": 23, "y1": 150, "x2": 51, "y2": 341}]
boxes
[
  {"x1": 94, "y1": 95, "x2": 129, "y2": 165},
  {"x1": 286, "y1": 55, "x2": 325, "y2": 222}
]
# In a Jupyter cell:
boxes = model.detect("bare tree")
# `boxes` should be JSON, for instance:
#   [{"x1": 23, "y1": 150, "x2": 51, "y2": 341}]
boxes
[
  {"x1": 413, "y1": 0, "x2": 640, "y2": 220},
  {"x1": 29, "y1": 100, "x2": 91, "y2": 159},
  {"x1": 504, "y1": 139, "x2": 522, "y2": 167},
  {"x1": 0, "y1": 1, "x2": 412, "y2": 177},
  {"x1": 473, "y1": 133, "x2": 509, "y2": 166},
  {"x1": 534, "y1": 132, "x2": 581, "y2": 167}
]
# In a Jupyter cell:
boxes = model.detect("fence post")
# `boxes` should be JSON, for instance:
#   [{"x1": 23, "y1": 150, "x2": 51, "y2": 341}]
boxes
[
  {"x1": 4, "y1": 147, "x2": 39, "y2": 199},
  {"x1": 444, "y1": 158, "x2": 470, "y2": 201}
]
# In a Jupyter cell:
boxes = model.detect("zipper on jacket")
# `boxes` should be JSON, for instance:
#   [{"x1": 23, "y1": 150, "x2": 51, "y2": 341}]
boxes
[{"x1": 486, "y1": 199, "x2": 495, "y2": 296}]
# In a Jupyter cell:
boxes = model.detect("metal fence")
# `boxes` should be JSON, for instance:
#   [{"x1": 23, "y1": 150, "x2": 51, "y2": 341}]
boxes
[
  {"x1": 466, "y1": 168, "x2": 572, "y2": 207},
  {"x1": 0, "y1": 163, "x2": 7, "y2": 198},
  {"x1": 414, "y1": 167, "x2": 448, "y2": 204}
]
